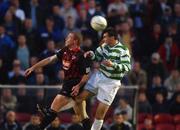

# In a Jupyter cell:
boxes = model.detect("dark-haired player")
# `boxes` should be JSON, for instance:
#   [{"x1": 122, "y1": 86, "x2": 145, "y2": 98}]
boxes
[{"x1": 75, "y1": 27, "x2": 131, "y2": 130}]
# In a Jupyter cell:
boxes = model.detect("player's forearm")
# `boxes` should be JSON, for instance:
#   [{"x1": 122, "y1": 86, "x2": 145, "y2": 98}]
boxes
[
  {"x1": 78, "y1": 74, "x2": 89, "y2": 88},
  {"x1": 31, "y1": 55, "x2": 56, "y2": 70},
  {"x1": 113, "y1": 62, "x2": 131, "y2": 72}
]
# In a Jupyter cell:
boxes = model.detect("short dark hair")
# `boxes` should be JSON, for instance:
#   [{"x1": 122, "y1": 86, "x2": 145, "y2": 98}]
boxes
[{"x1": 102, "y1": 27, "x2": 118, "y2": 40}]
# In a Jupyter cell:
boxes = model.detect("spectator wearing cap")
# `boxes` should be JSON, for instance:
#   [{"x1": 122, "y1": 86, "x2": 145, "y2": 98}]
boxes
[
  {"x1": 158, "y1": 36, "x2": 179, "y2": 72},
  {"x1": 0, "y1": 111, "x2": 22, "y2": 130},
  {"x1": 146, "y1": 52, "x2": 167, "y2": 86},
  {"x1": 110, "y1": 112, "x2": 130, "y2": 130},
  {"x1": 114, "y1": 98, "x2": 133, "y2": 121}
]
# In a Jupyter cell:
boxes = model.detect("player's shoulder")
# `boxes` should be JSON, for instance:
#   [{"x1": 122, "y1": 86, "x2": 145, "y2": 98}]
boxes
[{"x1": 116, "y1": 41, "x2": 129, "y2": 51}]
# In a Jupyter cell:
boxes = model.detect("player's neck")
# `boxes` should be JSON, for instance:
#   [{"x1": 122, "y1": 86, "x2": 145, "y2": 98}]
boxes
[
  {"x1": 69, "y1": 45, "x2": 80, "y2": 51},
  {"x1": 108, "y1": 40, "x2": 118, "y2": 47}
]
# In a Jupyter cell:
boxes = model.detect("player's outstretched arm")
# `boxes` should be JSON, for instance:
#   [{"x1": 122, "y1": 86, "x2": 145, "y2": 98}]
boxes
[{"x1": 25, "y1": 55, "x2": 58, "y2": 77}]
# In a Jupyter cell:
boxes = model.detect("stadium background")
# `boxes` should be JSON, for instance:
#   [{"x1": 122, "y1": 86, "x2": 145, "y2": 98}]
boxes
[{"x1": 0, "y1": 0, "x2": 180, "y2": 130}]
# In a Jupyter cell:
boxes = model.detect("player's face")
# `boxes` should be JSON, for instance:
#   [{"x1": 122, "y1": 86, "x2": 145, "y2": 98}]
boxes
[
  {"x1": 65, "y1": 33, "x2": 75, "y2": 47},
  {"x1": 103, "y1": 32, "x2": 113, "y2": 44}
]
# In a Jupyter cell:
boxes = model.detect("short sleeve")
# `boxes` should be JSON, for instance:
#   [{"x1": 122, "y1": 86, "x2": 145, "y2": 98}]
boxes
[{"x1": 79, "y1": 54, "x2": 91, "y2": 75}]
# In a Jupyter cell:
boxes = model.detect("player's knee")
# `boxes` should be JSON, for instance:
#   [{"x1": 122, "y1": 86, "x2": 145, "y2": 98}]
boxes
[{"x1": 75, "y1": 96, "x2": 83, "y2": 104}]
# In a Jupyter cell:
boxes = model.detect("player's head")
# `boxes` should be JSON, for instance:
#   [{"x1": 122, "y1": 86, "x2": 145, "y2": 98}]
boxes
[
  {"x1": 102, "y1": 27, "x2": 118, "y2": 45},
  {"x1": 65, "y1": 32, "x2": 81, "y2": 47}
]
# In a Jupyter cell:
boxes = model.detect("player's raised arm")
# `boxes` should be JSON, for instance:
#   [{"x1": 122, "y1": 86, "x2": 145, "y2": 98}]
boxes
[{"x1": 25, "y1": 55, "x2": 58, "y2": 77}]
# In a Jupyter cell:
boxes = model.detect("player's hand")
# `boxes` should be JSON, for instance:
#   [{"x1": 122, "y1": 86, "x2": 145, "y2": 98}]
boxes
[
  {"x1": 71, "y1": 85, "x2": 80, "y2": 96},
  {"x1": 84, "y1": 51, "x2": 94, "y2": 58},
  {"x1": 101, "y1": 60, "x2": 113, "y2": 67},
  {"x1": 25, "y1": 67, "x2": 34, "y2": 77}
]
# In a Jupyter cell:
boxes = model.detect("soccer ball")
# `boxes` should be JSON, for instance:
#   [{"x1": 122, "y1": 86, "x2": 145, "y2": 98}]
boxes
[{"x1": 90, "y1": 16, "x2": 107, "y2": 31}]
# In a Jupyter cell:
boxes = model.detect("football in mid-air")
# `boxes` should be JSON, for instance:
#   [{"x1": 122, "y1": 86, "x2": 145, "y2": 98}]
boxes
[{"x1": 90, "y1": 15, "x2": 107, "y2": 31}]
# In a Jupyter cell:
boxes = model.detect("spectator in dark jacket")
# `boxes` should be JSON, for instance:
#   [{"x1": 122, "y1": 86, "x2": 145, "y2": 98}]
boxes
[
  {"x1": 47, "y1": 117, "x2": 65, "y2": 130},
  {"x1": 0, "y1": 111, "x2": 22, "y2": 130},
  {"x1": 152, "y1": 92, "x2": 169, "y2": 114},
  {"x1": 24, "y1": 114, "x2": 40, "y2": 130},
  {"x1": 67, "y1": 114, "x2": 83, "y2": 130},
  {"x1": 110, "y1": 112, "x2": 130, "y2": 130},
  {"x1": 169, "y1": 92, "x2": 180, "y2": 115},
  {"x1": 138, "y1": 91, "x2": 152, "y2": 113}
]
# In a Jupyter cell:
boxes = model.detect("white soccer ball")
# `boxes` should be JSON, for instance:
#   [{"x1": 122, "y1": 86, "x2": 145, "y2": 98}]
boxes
[{"x1": 90, "y1": 15, "x2": 107, "y2": 31}]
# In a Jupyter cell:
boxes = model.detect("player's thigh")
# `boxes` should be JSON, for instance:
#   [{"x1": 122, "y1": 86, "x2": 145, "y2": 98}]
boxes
[
  {"x1": 75, "y1": 90, "x2": 93, "y2": 103},
  {"x1": 95, "y1": 102, "x2": 110, "y2": 120},
  {"x1": 51, "y1": 94, "x2": 70, "y2": 112}
]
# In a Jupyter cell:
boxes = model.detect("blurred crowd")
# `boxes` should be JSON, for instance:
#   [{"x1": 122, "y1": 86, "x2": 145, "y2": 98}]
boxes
[{"x1": 0, "y1": 0, "x2": 180, "y2": 130}]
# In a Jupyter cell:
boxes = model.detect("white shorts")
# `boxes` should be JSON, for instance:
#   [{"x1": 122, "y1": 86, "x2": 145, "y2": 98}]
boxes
[{"x1": 85, "y1": 71, "x2": 121, "y2": 105}]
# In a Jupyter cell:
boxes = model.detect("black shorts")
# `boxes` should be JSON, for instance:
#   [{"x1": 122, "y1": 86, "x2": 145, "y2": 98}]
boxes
[{"x1": 59, "y1": 79, "x2": 84, "y2": 98}]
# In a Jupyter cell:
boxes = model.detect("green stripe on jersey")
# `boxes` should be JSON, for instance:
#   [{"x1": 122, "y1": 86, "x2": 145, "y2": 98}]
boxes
[{"x1": 96, "y1": 41, "x2": 131, "y2": 80}]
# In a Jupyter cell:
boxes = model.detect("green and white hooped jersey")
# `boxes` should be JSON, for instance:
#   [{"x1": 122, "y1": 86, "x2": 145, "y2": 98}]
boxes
[{"x1": 92, "y1": 41, "x2": 131, "y2": 80}]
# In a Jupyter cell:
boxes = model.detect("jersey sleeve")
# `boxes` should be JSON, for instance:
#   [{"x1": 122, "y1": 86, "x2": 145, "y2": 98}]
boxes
[
  {"x1": 55, "y1": 47, "x2": 66, "y2": 60},
  {"x1": 79, "y1": 53, "x2": 91, "y2": 75}
]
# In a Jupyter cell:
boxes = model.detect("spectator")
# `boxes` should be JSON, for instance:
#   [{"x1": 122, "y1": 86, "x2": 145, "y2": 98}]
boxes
[
  {"x1": 0, "y1": 25, "x2": 15, "y2": 68},
  {"x1": 3, "y1": 10, "x2": 21, "y2": 39},
  {"x1": 35, "y1": 89, "x2": 45, "y2": 106},
  {"x1": 138, "y1": 91, "x2": 152, "y2": 113},
  {"x1": 141, "y1": 116, "x2": 155, "y2": 130},
  {"x1": 9, "y1": 0, "x2": 25, "y2": 22},
  {"x1": 8, "y1": 59, "x2": 25, "y2": 85},
  {"x1": 114, "y1": 98, "x2": 133, "y2": 121},
  {"x1": 57, "y1": 70, "x2": 64, "y2": 85},
  {"x1": 16, "y1": 35, "x2": 30, "y2": 70},
  {"x1": 76, "y1": 0, "x2": 89, "y2": 14},
  {"x1": 47, "y1": 117, "x2": 65, "y2": 130},
  {"x1": 21, "y1": 18, "x2": 39, "y2": 55},
  {"x1": 108, "y1": 0, "x2": 128, "y2": 17},
  {"x1": 24, "y1": 0, "x2": 43, "y2": 29},
  {"x1": 52, "y1": 5, "x2": 65, "y2": 30},
  {"x1": 128, "y1": 61, "x2": 147, "y2": 86},
  {"x1": 0, "y1": 58, "x2": 8, "y2": 84},
  {"x1": 110, "y1": 112, "x2": 130, "y2": 130},
  {"x1": 62, "y1": 16, "x2": 80, "y2": 38},
  {"x1": 67, "y1": 114, "x2": 83, "y2": 130},
  {"x1": 158, "y1": 36, "x2": 179, "y2": 72},
  {"x1": 0, "y1": 111, "x2": 22, "y2": 130},
  {"x1": 147, "y1": 75, "x2": 168, "y2": 103},
  {"x1": 152, "y1": 92, "x2": 169, "y2": 114},
  {"x1": 39, "y1": 39, "x2": 58, "y2": 84},
  {"x1": 39, "y1": 17, "x2": 63, "y2": 51},
  {"x1": 164, "y1": 69, "x2": 180, "y2": 91},
  {"x1": 146, "y1": 52, "x2": 167, "y2": 85},
  {"x1": 16, "y1": 86, "x2": 34, "y2": 113},
  {"x1": 60, "y1": 0, "x2": 78, "y2": 21},
  {"x1": 34, "y1": 72, "x2": 49, "y2": 85},
  {"x1": 169, "y1": 92, "x2": 180, "y2": 115},
  {"x1": 0, "y1": 88, "x2": 17, "y2": 111},
  {"x1": 24, "y1": 114, "x2": 40, "y2": 130},
  {"x1": 94, "y1": 1, "x2": 106, "y2": 17},
  {"x1": 87, "y1": 0, "x2": 96, "y2": 19},
  {"x1": 174, "y1": 2, "x2": 180, "y2": 25}
]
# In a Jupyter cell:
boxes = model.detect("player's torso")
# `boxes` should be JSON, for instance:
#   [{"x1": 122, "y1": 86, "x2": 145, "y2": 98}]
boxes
[{"x1": 61, "y1": 48, "x2": 83, "y2": 80}]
